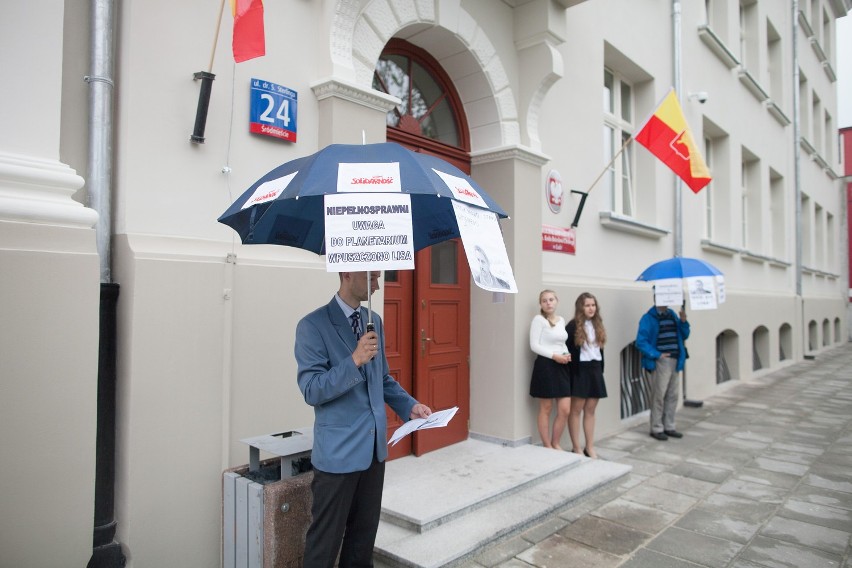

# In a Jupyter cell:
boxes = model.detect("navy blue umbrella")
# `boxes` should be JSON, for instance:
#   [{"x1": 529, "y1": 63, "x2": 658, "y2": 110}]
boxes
[
  {"x1": 636, "y1": 257, "x2": 722, "y2": 282},
  {"x1": 218, "y1": 142, "x2": 509, "y2": 254}
]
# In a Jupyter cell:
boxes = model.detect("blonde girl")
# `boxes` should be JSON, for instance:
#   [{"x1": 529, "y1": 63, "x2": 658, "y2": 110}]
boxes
[{"x1": 529, "y1": 290, "x2": 572, "y2": 449}]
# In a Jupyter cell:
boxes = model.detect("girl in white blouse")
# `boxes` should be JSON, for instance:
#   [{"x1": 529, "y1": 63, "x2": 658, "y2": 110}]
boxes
[{"x1": 528, "y1": 290, "x2": 572, "y2": 449}]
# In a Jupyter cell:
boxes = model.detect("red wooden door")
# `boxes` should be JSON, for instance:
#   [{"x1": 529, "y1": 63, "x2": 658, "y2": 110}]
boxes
[{"x1": 412, "y1": 240, "x2": 471, "y2": 455}]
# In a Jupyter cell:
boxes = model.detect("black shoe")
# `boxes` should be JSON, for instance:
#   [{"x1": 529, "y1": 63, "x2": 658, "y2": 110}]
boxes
[
  {"x1": 650, "y1": 431, "x2": 668, "y2": 441},
  {"x1": 583, "y1": 448, "x2": 590, "y2": 457},
  {"x1": 664, "y1": 430, "x2": 683, "y2": 438}
]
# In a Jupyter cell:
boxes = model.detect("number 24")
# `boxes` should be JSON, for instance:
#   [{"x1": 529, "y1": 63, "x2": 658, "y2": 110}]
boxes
[{"x1": 259, "y1": 94, "x2": 290, "y2": 126}]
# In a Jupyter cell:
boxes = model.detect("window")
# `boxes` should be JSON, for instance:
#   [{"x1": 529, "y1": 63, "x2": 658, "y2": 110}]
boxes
[
  {"x1": 619, "y1": 342, "x2": 648, "y2": 419},
  {"x1": 824, "y1": 110, "x2": 833, "y2": 163},
  {"x1": 812, "y1": 92, "x2": 822, "y2": 154},
  {"x1": 705, "y1": 0, "x2": 730, "y2": 41},
  {"x1": 826, "y1": 212, "x2": 835, "y2": 271},
  {"x1": 801, "y1": 193, "x2": 812, "y2": 265},
  {"x1": 741, "y1": 148, "x2": 760, "y2": 251},
  {"x1": 814, "y1": 203, "x2": 824, "y2": 267},
  {"x1": 739, "y1": 0, "x2": 758, "y2": 71},
  {"x1": 811, "y1": 0, "x2": 821, "y2": 43},
  {"x1": 703, "y1": 121, "x2": 731, "y2": 244},
  {"x1": 704, "y1": 136, "x2": 714, "y2": 239},
  {"x1": 603, "y1": 68, "x2": 635, "y2": 216},
  {"x1": 769, "y1": 169, "x2": 785, "y2": 258},
  {"x1": 741, "y1": 161, "x2": 748, "y2": 248},
  {"x1": 799, "y1": 73, "x2": 810, "y2": 141},
  {"x1": 372, "y1": 39, "x2": 467, "y2": 151},
  {"x1": 767, "y1": 21, "x2": 782, "y2": 102}
]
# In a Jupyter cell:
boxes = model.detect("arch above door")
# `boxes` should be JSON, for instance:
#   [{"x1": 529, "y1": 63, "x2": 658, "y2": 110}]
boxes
[{"x1": 330, "y1": 1, "x2": 520, "y2": 150}]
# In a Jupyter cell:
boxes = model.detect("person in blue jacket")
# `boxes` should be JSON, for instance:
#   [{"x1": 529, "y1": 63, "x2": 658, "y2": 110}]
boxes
[
  {"x1": 635, "y1": 304, "x2": 690, "y2": 441},
  {"x1": 296, "y1": 271, "x2": 431, "y2": 567}
]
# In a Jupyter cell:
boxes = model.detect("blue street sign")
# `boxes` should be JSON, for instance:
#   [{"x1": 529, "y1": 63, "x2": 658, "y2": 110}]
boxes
[{"x1": 249, "y1": 78, "x2": 297, "y2": 142}]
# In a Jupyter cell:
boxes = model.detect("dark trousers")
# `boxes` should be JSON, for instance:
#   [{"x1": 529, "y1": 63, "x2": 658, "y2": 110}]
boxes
[{"x1": 303, "y1": 457, "x2": 385, "y2": 568}]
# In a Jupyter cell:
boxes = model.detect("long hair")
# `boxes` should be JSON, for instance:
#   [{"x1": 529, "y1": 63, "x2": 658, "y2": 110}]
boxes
[
  {"x1": 538, "y1": 289, "x2": 559, "y2": 326},
  {"x1": 573, "y1": 292, "x2": 606, "y2": 347}
]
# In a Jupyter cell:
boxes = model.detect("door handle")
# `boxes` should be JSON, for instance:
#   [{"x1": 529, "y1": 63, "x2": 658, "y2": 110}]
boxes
[{"x1": 420, "y1": 329, "x2": 432, "y2": 355}]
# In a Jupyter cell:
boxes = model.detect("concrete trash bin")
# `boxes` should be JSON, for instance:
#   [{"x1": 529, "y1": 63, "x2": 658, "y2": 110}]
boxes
[{"x1": 223, "y1": 428, "x2": 314, "y2": 568}]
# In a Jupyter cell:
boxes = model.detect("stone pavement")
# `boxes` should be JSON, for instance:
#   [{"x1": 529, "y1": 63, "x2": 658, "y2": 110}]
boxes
[{"x1": 460, "y1": 343, "x2": 852, "y2": 568}]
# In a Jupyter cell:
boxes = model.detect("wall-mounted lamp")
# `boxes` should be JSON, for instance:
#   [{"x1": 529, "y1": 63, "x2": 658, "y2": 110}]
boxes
[{"x1": 687, "y1": 91, "x2": 709, "y2": 104}]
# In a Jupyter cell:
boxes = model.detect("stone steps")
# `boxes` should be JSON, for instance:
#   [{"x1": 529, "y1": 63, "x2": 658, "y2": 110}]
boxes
[{"x1": 374, "y1": 439, "x2": 631, "y2": 568}]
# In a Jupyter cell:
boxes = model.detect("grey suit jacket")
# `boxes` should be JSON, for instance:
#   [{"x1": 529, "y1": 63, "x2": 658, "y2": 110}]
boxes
[{"x1": 295, "y1": 298, "x2": 417, "y2": 473}]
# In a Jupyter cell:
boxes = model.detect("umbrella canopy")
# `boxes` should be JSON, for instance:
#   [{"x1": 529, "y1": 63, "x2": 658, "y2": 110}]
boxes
[
  {"x1": 218, "y1": 142, "x2": 509, "y2": 254},
  {"x1": 636, "y1": 256, "x2": 722, "y2": 282}
]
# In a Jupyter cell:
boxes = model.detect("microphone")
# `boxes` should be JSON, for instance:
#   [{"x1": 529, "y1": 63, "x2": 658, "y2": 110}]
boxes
[{"x1": 366, "y1": 322, "x2": 375, "y2": 359}]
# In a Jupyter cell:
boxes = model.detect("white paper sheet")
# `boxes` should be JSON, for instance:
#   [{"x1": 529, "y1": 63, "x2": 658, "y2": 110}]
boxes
[{"x1": 387, "y1": 406, "x2": 459, "y2": 446}]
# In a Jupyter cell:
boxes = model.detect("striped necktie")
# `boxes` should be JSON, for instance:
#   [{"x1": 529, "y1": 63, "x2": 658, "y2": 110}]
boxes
[{"x1": 350, "y1": 310, "x2": 361, "y2": 341}]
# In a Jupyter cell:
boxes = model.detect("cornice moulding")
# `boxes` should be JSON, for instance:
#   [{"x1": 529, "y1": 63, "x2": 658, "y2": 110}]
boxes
[{"x1": 310, "y1": 78, "x2": 400, "y2": 113}]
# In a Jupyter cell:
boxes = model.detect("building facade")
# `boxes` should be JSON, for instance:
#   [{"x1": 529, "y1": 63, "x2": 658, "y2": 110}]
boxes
[{"x1": 1, "y1": 0, "x2": 849, "y2": 566}]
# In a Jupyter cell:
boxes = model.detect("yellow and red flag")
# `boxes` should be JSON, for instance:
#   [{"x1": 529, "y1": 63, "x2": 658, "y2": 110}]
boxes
[
  {"x1": 231, "y1": 0, "x2": 265, "y2": 63},
  {"x1": 634, "y1": 89, "x2": 711, "y2": 193}
]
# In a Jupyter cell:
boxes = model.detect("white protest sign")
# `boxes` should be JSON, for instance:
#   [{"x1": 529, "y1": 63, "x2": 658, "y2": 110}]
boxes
[
  {"x1": 241, "y1": 172, "x2": 297, "y2": 209},
  {"x1": 716, "y1": 275, "x2": 726, "y2": 304},
  {"x1": 654, "y1": 279, "x2": 684, "y2": 307},
  {"x1": 687, "y1": 276, "x2": 717, "y2": 310},
  {"x1": 434, "y1": 170, "x2": 489, "y2": 209},
  {"x1": 324, "y1": 193, "x2": 414, "y2": 272},
  {"x1": 337, "y1": 162, "x2": 402, "y2": 193},
  {"x1": 451, "y1": 200, "x2": 517, "y2": 293}
]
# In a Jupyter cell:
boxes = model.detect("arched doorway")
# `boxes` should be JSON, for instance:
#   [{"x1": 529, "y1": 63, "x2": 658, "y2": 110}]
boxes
[{"x1": 373, "y1": 38, "x2": 472, "y2": 457}]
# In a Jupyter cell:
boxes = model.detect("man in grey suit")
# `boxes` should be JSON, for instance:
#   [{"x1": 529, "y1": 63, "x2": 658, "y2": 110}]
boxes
[{"x1": 296, "y1": 271, "x2": 431, "y2": 568}]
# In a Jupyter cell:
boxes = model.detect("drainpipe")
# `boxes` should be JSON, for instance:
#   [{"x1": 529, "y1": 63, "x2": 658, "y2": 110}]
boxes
[
  {"x1": 672, "y1": 0, "x2": 703, "y2": 406},
  {"x1": 791, "y1": 0, "x2": 807, "y2": 358},
  {"x1": 673, "y1": 0, "x2": 683, "y2": 258},
  {"x1": 85, "y1": 0, "x2": 125, "y2": 566}
]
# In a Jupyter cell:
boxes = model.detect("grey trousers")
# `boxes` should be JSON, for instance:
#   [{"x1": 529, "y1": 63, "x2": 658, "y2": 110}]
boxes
[{"x1": 648, "y1": 356, "x2": 679, "y2": 433}]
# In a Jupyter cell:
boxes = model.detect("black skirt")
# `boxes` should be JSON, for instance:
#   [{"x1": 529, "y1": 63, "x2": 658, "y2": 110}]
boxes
[
  {"x1": 529, "y1": 356, "x2": 572, "y2": 398},
  {"x1": 571, "y1": 360, "x2": 608, "y2": 399}
]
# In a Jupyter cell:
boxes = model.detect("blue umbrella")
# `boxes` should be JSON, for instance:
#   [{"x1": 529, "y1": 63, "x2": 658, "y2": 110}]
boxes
[
  {"x1": 217, "y1": 142, "x2": 508, "y2": 254},
  {"x1": 636, "y1": 257, "x2": 723, "y2": 282}
]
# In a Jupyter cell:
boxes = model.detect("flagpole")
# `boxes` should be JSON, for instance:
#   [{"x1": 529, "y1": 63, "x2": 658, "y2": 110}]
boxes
[
  {"x1": 209, "y1": 0, "x2": 227, "y2": 73},
  {"x1": 582, "y1": 135, "x2": 634, "y2": 195}
]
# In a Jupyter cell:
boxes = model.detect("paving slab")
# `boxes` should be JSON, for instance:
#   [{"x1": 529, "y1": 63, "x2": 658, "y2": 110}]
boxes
[
  {"x1": 515, "y1": 534, "x2": 621, "y2": 568},
  {"x1": 759, "y1": 515, "x2": 851, "y2": 556},
  {"x1": 645, "y1": 526, "x2": 743, "y2": 568},
  {"x1": 668, "y1": 461, "x2": 733, "y2": 484},
  {"x1": 790, "y1": 483, "x2": 852, "y2": 511},
  {"x1": 698, "y1": 492, "x2": 779, "y2": 524},
  {"x1": 738, "y1": 534, "x2": 843, "y2": 567},
  {"x1": 778, "y1": 498, "x2": 852, "y2": 531},
  {"x1": 618, "y1": 548, "x2": 705, "y2": 568},
  {"x1": 715, "y1": 478, "x2": 788, "y2": 503},
  {"x1": 645, "y1": 472, "x2": 718, "y2": 498},
  {"x1": 673, "y1": 507, "x2": 761, "y2": 544},
  {"x1": 591, "y1": 498, "x2": 678, "y2": 533},
  {"x1": 620, "y1": 484, "x2": 698, "y2": 515},
  {"x1": 557, "y1": 515, "x2": 651, "y2": 556}
]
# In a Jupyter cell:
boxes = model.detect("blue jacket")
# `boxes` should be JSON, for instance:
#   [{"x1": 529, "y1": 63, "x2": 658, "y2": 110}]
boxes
[
  {"x1": 295, "y1": 298, "x2": 417, "y2": 473},
  {"x1": 635, "y1": 306, "x2": 691, "y2": 372}
]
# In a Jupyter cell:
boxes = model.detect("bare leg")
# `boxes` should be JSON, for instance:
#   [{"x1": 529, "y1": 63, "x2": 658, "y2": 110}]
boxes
[
  {"x1": 568, "y1": 396, "x2": 585, "y2": 453},
  {"x1": 551, "y1": 397, "x2": 571, "y2": 450},
  {"x1": 583, "y1": 398, "x2": 600, "y2": 458},
  {"x1": 537, "y1": 399, "x2": 554, "y2": 448}
]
